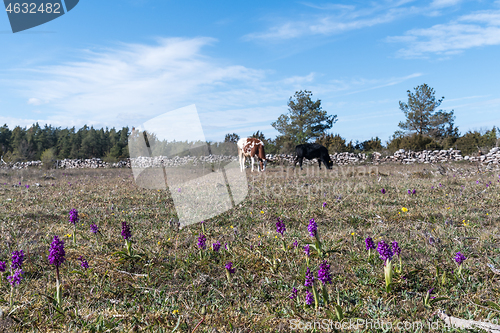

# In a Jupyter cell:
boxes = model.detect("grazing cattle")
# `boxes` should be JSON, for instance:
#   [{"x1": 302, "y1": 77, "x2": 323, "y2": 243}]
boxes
[
  {"x1": 237, "y1": 138, "x2": 267, "y2": 172},
  {"x1": 294, "y1": 143, "x2": 333, "y2": 170}
]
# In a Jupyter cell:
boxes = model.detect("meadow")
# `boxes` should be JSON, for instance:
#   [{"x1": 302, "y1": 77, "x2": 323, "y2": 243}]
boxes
[{"x1": 0, "y1": 161, "x2": 499, "y2": 332}]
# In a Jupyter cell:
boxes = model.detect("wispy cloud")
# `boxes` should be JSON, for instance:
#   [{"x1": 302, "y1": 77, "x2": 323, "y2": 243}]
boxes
[
  {"x1": 243, "y1": 1, "x2": 422, "y2": 41},
  {"x1": 27, "y1": 98, "x2": 44, "y2": 105},
  {"x1": 282, "y1": 73, "x2": 316, "y2": 85},
  {"x1": 430, "y1": 0, "x2": 462, "y2": 8},
  {"x1": 8, "y1": 38, "x2": 272, "y2": 130},
  {"x1": 387, "y1": 9, "x2": 500, "y2": 58}
]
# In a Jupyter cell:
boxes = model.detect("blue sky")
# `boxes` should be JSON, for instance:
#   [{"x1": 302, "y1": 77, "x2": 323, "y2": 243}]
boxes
[{"x1": 1, "y1": 0, "x2": 499, "y2": 144}]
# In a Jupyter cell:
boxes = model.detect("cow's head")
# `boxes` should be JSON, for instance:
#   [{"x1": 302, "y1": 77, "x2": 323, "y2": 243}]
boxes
[{"x1": 326, "y1": 159, "x2": 333, "y2": 169}]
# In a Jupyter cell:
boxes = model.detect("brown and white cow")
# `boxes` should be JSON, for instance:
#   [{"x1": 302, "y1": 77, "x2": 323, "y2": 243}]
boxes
[{"x1": 237, "y1": 137, "x2": 267, "y2": 172}]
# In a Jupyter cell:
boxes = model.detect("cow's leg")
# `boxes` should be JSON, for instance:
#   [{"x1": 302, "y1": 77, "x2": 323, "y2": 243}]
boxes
[
  {"x1": 299, "y1": 157, "x2": 304, "y2": 170},
  {"x1": 251, "y1": 156, "x2": 255, "y2": 172},
  {"x1": 239, "y1": 150, "x2": 244, "y2": 172},
  {"x1": 318, "y1": 159, "x2": 322, "y2": 170},
  {"x1": 239, "y1": 151, "x2": 242, "y2": 172}
]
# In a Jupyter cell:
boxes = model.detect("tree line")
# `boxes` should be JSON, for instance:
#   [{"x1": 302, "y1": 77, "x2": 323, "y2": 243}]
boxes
[
  {"x1": 0, "y1": 123, "x2": 129, "y2": 163},
  {"x1": 1, "y1": 84, "x2": 498, "y2": 163}
]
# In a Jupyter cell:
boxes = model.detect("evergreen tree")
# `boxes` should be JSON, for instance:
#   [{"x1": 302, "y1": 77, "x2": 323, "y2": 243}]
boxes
[
  {"x1": 398, "y1": 84, "x2": 458, "y2": 139},
  {"x1": 224, "y1": 133, "x2": 240, "y2": 143},
  {"x1": 272, "y1": 90, "x2": 337, "y2": 145}
]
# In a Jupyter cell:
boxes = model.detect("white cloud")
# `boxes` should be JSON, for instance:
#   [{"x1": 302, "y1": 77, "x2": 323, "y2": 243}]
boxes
[
  {"x1": 282, "y1": 73, "x2": 315, "y2": 85},
  {"x1": 243, "y1": 1, "x2": 423, "y2": 41},
  {"x1": 387, "y1": 9, "x2": 500, "y2": 57},
  {"x1": 299, "y1": 3, "x2": 356, "y2": 11},
  {"x1": 244, "y1": 13, "x2": 399, "y2": 41},
  {"x1": 430, "y1": 0, "x2": 462, "y2": 8},
  {"x1": 10, "y1": 38, "x2": 276, "y2": 132},
  {"x1": 27, "y1": 98, "x2": 44, "y2": 105}
]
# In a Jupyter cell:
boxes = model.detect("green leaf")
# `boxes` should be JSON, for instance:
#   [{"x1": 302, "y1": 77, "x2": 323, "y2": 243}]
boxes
[
  {"x1": 486, "y1": 301, "x2": 500, "y2": 311},
  {"x1": 335, "y1": 304, "x2": 344, "y2": 321},
  {"x1": 429, "y1": 297, "x2": 449, "y2": 305}
]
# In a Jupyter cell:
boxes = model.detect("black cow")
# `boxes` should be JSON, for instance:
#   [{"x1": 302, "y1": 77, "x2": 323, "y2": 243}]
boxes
[{"x1": 294, "y1": 143, "x2": 333, "y2": 170}]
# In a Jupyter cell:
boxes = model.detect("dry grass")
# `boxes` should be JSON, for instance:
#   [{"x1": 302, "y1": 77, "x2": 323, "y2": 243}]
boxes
[{"x1": 0, "y1": 162, "x2": 499, "y2": 332}]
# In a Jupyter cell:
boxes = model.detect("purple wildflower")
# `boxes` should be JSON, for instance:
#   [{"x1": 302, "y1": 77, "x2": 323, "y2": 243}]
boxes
[
  {"x1": 224, "y1": 242, "x2": 228, "y2": 250},
  {"x1": 276, "y1": 218, "x2": 286, "y2": 236},
  {"x1": 407, "y1": 189, "x2": 411, "y2": 195},
  {"x1": 90, "y1": 224, "x2": 99, "y2": 234},
  {"x1": 48, "y1": 235, "x2": 65, "y2": 267},
  {"x1": 11, "y1": 250, "x2": 25, "y2": 269},
  {"x1": 317, "y1": 260, "x2": 332, "y2": 285},
  {"x1": 121, "y1": 222, "x2": 131, "y2": 240},
  {"x1": 476, "y1": 180, "x2": 479, "y2": 184},
  {"x1": 427, "y1": 287, "x2": 436, "y2": 299},
  {"x1": 365, "y1": 237, "x2": 375, "y2": 251},
  {"x1": 322, "y1": 202, "x2": 327, "y2": 208},
  {"x1": 454, "y1": 252, "x2": 466, "y2": 265},
  {"x1": 391, "y1": 241, "x2": 401, "y2": 257},
  {"x1": 304, "y1": 244, "x2": 311, "y2": 257},
  {"x1": 7, "y1": 269, "x2": 23, "y2": 286},
  {"x1": 78, "y1": 256, "x2": 89, "y2": 270},
  {"x1": 25, "y1": 185, "x2": 29, "y2": 189},
  {"x1": 290, "y1": 287, "x2": 298, "y2": 300},
  {"x1": 293, "y1": 240, "x2": 298, "y2": 248},
  {"x1": 381, "y1": 188, "x2": 386, "y2": 194},
  {"x1": 304, "y1": 267, "x2": 315, "y2": 287},
  {"x1": 0, "y1": 261, "x2": 6, "y2": 272},
  {"x1": 69, "y1": 209, "x2": 79, "y2": 225},
  {"x1": 197, "y1": 234, "x2": 206, "y2": 249},
  {"x1": 225, "y1": 262, "x2": 235, "y2": 274},
  {"x1": 412, "y1": 189, "x2": 416, "y2": 195},
  {"x1": 212, "y1": 241, "x2": 221, "y2": 252},
  {"x1": 377, "y1": 240, "x2": 393, "y2": 263},
  {"x1": 305, "y1": 290, "x2": 314, "y2": 305},
  {"x1": 307, "y1": 218, "x2": 317, "y2": 237}
]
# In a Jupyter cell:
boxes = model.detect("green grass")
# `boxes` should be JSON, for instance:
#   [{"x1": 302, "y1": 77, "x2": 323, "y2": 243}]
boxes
[{"x1": 0, "y1": 162, "x2": 499, "y2": 332}]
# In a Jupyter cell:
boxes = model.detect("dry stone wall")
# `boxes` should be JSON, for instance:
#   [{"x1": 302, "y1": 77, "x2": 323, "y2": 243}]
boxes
[
  {"x1": 372, "y1": 147, "x2": 500, "y2": 166},
  {"x1": 264, "y1": 152, "x2": 368, "y2": 166},
  {"x1": 1, "y1": 147, "x2": 499, "y2": 169}
]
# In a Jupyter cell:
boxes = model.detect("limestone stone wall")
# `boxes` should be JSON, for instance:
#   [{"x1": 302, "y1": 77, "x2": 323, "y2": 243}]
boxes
[{"x1": 1, "y1": 147, "x2": 499, "y2": 169}]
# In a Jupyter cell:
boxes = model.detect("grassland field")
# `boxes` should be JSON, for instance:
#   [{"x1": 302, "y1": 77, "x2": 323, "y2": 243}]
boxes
[{"x1": 0, "y1": 161, "x2": 499, "y2": 332}]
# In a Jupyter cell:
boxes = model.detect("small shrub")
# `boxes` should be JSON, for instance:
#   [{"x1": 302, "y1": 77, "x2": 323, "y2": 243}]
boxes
[
  {"x1": 387, "y1": 133, "x2": 441, "y2": 152},
  {"x1": 41, "y1": 148, "x2": 57, "y2": 170},
  {"x1": 101, "y1": 152, "x2": 118, "y2": 163}
]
